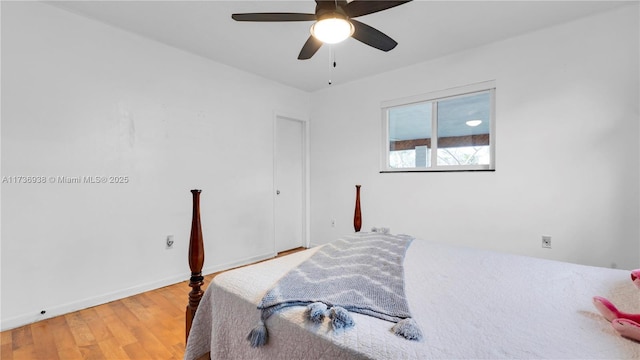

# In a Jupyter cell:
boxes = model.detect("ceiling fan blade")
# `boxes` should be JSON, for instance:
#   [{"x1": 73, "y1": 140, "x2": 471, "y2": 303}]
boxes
[
  {"x1": 344, "y1": 0, "x2": 412, "y2": 18},
  {"x1": 231, "y1": 13, "x2": 316, "y2": 22},
  {"x1": 350, "y1": 19, "x2": 397, "y2": 52},
  {"x1": 298, "y1": 36, "x2": 323, "y2": 60},
  {"x1": 315, "y1": 0, "x2": 348, "y2": 7}
]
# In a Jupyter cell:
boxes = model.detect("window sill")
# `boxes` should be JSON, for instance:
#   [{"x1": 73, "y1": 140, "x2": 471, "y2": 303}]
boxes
[{"x1": 379, "y1": 169, "x2": 495, "y2": 173}]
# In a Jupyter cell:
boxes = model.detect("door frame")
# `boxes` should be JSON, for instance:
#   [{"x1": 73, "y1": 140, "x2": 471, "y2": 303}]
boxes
[{"x1": 273, "y1": 112, "x2": 310, "y2": 251}]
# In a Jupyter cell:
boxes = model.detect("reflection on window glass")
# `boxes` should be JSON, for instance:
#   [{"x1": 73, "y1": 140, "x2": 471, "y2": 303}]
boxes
[
  {"x1": 388, "y1": 103, "x2": 431, "y2": 168},
  {"x1": 437, "y1": 92, "x2": 491, "y2": 166},
  {"x1": 389, "y1": 150, "x2": 416, "y2": 168},
  {"x1": 437, "y1": 146, "x2": 490, "y2": 166}
]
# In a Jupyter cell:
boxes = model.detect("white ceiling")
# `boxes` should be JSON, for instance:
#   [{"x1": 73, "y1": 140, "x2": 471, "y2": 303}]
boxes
[{"x1": 48, "y1": 0, "x2": 631, "y2": 92}]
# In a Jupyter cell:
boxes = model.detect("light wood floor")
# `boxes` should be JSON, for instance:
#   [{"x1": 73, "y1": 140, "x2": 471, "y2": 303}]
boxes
[{"x1": 1, "y1": 248, "x2": 304, "y2": 360}]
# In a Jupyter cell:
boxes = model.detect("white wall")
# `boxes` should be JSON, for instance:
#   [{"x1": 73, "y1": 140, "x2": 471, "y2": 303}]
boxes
[
  {"x1": 310, "y1": 5, "x2": 639, "y2": 269},
  {"x1": 1, "y1": 2, "x2": 309, "y2": 329}
]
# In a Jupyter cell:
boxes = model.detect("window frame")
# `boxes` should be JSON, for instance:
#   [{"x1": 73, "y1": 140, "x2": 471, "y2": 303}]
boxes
[{"x1": 380, "y1": 81, "x2": 496, "y2": 173}]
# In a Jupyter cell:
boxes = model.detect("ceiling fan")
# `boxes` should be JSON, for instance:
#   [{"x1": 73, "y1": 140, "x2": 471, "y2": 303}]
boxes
[{"x1": 231, "y1": 0, "x2": 412, "y2": 60}]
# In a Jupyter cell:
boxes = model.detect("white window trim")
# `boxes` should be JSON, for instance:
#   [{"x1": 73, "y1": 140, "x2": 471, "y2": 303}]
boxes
[{"x1": 380, "y1": 80, "x2": 496, "y2": 172}]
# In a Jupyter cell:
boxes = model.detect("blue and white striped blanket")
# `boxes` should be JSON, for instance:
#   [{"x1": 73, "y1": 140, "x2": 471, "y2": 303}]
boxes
[{"x1": 247, "y1": 233, "x2": 422, "y2": 347}]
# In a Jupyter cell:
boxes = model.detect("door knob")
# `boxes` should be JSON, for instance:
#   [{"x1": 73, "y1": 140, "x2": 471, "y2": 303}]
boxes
[{"x1": 276, "y1": 190, "x2": 281, "y2": 195}]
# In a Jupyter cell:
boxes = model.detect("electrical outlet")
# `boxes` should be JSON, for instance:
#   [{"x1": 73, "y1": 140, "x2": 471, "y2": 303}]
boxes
[
  {"x1": 542, "y1": 235, "x2": 551, "y2": 249},
  {"x1": 166, "y1": 235, "x2": 174, "y2": 249},
  {"x1": 372, "y1": 227, "x2": 390, "y2": 234}
]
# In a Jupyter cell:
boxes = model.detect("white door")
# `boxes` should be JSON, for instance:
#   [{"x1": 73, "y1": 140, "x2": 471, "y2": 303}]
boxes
[{"x1": 274, "y1": 116, "x2": 305, "y2": 252}]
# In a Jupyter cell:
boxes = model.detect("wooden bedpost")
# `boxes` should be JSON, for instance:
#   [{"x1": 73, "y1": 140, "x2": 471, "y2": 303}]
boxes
[
  {"x1": 354, "y1": 185, "x2": 362, "y2": 232},
  {"x1": 186, "y1": 189, "x2": 205, "y2": 342}
]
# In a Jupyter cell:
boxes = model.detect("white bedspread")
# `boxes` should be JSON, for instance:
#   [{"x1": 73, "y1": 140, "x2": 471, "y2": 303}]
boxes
[{"x1": 185, "y1": 237, "x2": 640, "y2": 359}]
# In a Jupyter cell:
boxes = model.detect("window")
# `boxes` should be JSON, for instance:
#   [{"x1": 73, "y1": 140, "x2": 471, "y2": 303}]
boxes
[{"x1": 381, "y1": 81, "x2": 495, "y2": 172}]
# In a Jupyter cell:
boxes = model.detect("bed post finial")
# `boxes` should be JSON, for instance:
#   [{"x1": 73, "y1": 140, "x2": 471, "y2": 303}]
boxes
[
  {"x1": 354, "y1": 185, "x2": 362, "y2": 232},
  {"x1": 186, "y1": 189, "x2": 205, "y2": 343}
]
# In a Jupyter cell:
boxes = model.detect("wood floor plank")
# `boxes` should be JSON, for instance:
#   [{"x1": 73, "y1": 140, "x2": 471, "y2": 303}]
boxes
[
  {"x1": 1, "y1": 330, "x2": 12, "y2": 359},
  {"x1": 166, "y1": 283, "x2": 192, "y2": 308},
  {"x1": 133, "y1": 290, "x2": 157, "y2": 309},
  {"x1": 121, "y1": 340, "x2": 155, "y2": 360},
  {"x1": 65, "y1": 312, "x2": 96, "y2": 347},
  {"x1": 10, "y1": 326, "x2": 32, "y2": 350},
  {"x1": 147, "y1": 289, "x2": 182, "y2": 317},
  {"x1": 9, "y1": 343, "x2": 36, "y2": 360},
  {"x1": 55, "y1": 346, "x2": 84, "y2": 360},
  {"x1": 1, "y1": 330, "x2": 11, "y2": 347},
  {"x1": 142, "y1": 292, "x2": 181, "y2": 326},
  {"x1": 121, "y1": 296, "x2": 153, "y2": 323},
  {"x1": 76, "y1": 344, "x2": 105, "y2": 360},
  {"x1": 108, "y1": 299, "x2": 144, "y2": 328},
  {"x1": 1, "y1": 343, "x2": 12, "y2": 360},
  {"x1": 30, "y1": 322, "x2": 60, "y2": 360},
  {"x1": 79, "y1": 308, "x2": 112, "y2": 343},
  {"x1": 170, "y1": 342, "x2": 188, "y2": 359},
  {"x1": 97, "y1": 337, "x2": 129, "y2": 360},
  {"x1": 145, "y1": 316, "x2": 183, "y2": 355},
  {"x1": 100, "y1": 315, "x2": 137, "y2": 347},
  {"x1": 48, "y1": 316, "x2": 83, "y2": 360},
  {"x1": 131, "y1": 324, "x2": 177, "y2": 359},
  {"x1": 1, "y1": 330, "x2": 13, "y2": 360}
]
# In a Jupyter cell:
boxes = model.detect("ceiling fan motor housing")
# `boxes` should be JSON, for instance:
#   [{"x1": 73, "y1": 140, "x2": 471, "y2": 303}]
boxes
[{"x1": 315, "y1": 1, "x2": 350, "y2": 21}]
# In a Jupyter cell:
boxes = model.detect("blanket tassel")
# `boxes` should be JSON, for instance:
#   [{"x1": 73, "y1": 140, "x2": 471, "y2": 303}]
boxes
[
  {"x1": 329, "y1": 306, "x2": 355, "y2": 330},
  {"x1": 247, "y1": 320, "x2": 268, "y2": 347},
  {"x1": 307, "y1": 302, "x2": 328, "y2": 323},
  {"x1": 392, "y1": 318, "x2": 423, "y2": 341}
]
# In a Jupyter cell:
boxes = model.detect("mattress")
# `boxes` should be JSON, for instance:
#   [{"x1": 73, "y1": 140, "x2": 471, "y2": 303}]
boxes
[{"x1": 185, "y1": 235, "x2": 640, "y2": 359}]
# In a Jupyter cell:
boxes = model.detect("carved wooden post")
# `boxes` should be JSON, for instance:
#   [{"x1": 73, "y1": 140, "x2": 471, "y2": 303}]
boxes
[
  {"x1": 354, "y1": 185, "x2": 362, "y2": 232},
  {"x1": 186, "y1": 189, "x2": 204, "y2": 342}
]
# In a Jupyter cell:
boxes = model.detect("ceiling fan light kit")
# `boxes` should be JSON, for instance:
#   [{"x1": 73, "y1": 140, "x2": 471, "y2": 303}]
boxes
[
  {"x1": 231, "y1": 0, "x2": 412, "y2": 60},
  {"x1": 310, "y1": 15, "x2": 354, "y2": 44}
]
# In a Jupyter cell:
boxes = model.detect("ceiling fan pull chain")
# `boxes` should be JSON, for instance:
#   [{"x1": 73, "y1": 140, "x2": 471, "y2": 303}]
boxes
[
  {"x1": 333, "y1": 46, "x2": 337, "y2": 69},
  {"x1": 329, "y1": 45, "x2": 335, "y2": 85}
]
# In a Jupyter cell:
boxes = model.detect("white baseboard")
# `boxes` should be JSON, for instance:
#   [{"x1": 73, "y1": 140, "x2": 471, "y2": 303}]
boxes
[
  {"x1": 201, "y1": 251, "x2": 275, "y2": 276},
  {"x1": 0, "y1": 251, "x2": 276, "y2": 331}
]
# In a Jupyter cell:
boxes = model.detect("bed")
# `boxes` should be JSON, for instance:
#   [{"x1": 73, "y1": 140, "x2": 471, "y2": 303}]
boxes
[{"x1": 183, "y1": 188, "x2": 640, "y2": 359}]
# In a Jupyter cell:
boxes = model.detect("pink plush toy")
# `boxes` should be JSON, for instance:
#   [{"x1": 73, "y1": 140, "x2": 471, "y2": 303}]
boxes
[{"x1": 593, "y1": 269, "x2": 640, "y2": 342}]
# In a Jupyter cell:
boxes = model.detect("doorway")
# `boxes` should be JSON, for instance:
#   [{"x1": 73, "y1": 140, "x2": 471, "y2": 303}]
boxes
[{"x1": 274, "y1": 115, "x2": 308, "y2": 252}]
